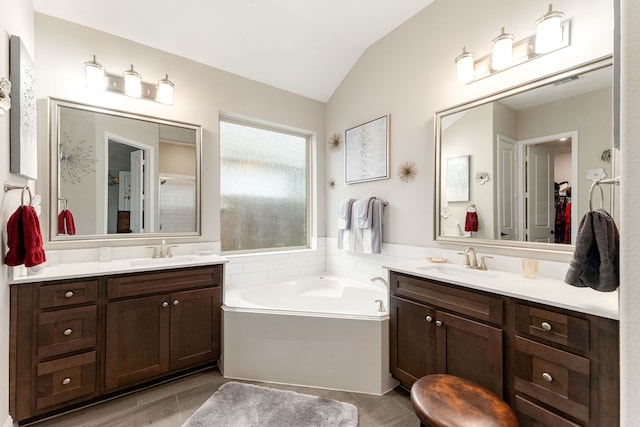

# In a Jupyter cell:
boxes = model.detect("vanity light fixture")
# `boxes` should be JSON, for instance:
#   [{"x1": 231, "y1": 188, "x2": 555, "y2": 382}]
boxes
[
  {"x1": 156, "y1": 74, "x2": 174, "y2": 105},
  {"x1": 535, "y1": 4, "x2": 564, "y2": 53},
  {"x1": 83, "y1": 55, "x2": 106, "y2": 91},
  {"x1": 491, "y1": 27, "x2": 514, "y2": 70},
  {"x1": 455, "y1": 4, "x2": 570, "y2": 84},
  {"x1": 123, "y1": 65, "x2": 142, "y2": 98},
  {"x1": 82, "y1": 55, "x2": 175, "y2": 105}
]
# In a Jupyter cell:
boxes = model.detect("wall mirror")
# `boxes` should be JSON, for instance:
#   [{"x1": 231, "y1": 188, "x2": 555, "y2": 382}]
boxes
[
  {"x1": 49, "y1": 98, "x2": 202, "y2": 241},
  {"x1": 435, "y1": 56, "x2": 615, "y2": 252}
]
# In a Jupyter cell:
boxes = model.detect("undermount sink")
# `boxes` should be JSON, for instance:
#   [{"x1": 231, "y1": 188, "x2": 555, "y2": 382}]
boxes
[
  {"x1": 130, "y1": 256, "x2": 197, "y2": 267},
  {"x1": 416, "y1": 265, "x2": 500, "y2": 280}
]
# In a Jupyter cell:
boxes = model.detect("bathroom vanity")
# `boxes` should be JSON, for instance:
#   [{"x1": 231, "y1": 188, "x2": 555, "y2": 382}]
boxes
[
  {"x1": 386, "y1": 262, "x2": 619, "y2": 427},
  {"x1": 9, "y1": 257, "x2": 224, "y2": 423}
]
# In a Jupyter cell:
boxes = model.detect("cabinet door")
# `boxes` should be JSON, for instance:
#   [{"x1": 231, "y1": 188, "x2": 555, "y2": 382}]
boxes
[
  {"x1": 435, "y1": 311, "x2": 503, "y2": 397},
  {"x1": 390, "y1": 296, "x2": 436, "y2": 386},
  {"x1": 105, "y1": 294, "x2": 171, "y2": 390},
  {"x1": 170, "y1": 287, "x2": 221, "y2": 370}
]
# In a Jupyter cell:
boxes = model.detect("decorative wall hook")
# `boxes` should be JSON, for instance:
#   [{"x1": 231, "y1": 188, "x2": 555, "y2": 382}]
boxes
[
  {"x1": 0, "y1": 76, "x2": 12, "y2": 116},
  {"x1": 475, "y1": 172, "x2": 490, "y2": 185}
]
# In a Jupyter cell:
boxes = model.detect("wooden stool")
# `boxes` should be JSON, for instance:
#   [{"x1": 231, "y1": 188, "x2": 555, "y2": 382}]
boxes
[{"x1": 410, "y1": 374, "x2": 518, "y2": 427}]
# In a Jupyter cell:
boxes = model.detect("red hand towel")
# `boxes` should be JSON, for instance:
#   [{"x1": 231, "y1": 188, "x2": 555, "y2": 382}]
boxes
[
  {"x1": 5, "y1": 207, "x2": 26, "y2": 266},
  {"x1": 64, "y1": 210, "x2": 76, "y2": 235},
  {"x1": 58, "y1": 210, "x2": 66, "y2": 234},
  {"x1": 465, "y1": 211, "x2": 479, "y2": 232},
  {"x1": 22, "y1": 206, "x2": 46, "y2": 267}
]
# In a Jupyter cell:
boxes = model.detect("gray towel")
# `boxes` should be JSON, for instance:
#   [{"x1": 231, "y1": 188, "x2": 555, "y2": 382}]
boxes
[
  {"x1": 565, "y1": 208, "x2": 619, "y2": 292},
  {"x1": 356, "y1": 196, "x2": 375, "y2": 228},
  {"x1": 337, "y1": 199, "x2": 355, "y2": 250}
]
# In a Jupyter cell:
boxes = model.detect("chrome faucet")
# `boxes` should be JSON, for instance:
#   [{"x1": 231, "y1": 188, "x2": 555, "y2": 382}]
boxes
[
  {"x1": 458, "y1": 246, "x2": 493, "y2": 270},
  {"x1": 147, "y1": 240, "x2": 177, "y2": 258},
  {"x1": 370, "y1": 276, "x2": 388, "y2": 287}
]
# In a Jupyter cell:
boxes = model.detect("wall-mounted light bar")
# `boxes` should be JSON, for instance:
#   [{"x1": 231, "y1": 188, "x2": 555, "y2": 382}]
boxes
[{"x1": 83, "y1": 55, "x2": 174, "y2": 105}]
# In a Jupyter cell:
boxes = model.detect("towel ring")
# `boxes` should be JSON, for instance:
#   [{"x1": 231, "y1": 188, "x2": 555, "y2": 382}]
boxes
[
  {"x1": 21, "y1": 186, "x2": 32, "y2": 207},
  {"x1": 588, "y1": 181, "x2": 603, "y2": 212}
]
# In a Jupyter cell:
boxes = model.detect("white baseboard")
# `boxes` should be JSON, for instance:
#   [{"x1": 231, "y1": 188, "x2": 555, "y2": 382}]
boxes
[{"x1": 3, "y1": 415, "x2": 14, "y2": 427}]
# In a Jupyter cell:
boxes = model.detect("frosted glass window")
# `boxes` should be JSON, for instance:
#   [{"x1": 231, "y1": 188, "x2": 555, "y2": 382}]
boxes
[{"x1": 220, "y1": 119, "x2": 309, "y2": 253}]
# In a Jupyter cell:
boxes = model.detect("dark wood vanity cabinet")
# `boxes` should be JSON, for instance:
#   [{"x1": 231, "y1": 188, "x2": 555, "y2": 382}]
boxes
[
  {"x1": 389, "y1": 271, "x2": 619, "y2": 427},
  {"x1": 10, "y1": 265, "x2": 222, "y2": 423}
]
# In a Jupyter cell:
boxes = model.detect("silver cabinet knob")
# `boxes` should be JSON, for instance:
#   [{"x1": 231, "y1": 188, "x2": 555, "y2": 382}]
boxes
[
  {"x1": 435, "y1": 320, "x2": 443, "y2": 327},
  {"x1": 542, "y1": 372, "x2": 553, "y2": 382},
  {"x1": 162, "y1": 301, "x2": 169, "y2": 307},
  {"x1": 426, "y1": 316, "x2": 433, "y2": 322},
  {"x1": 62, "y1": 378, "x2": 71, "y2": 385},
  {"x1": 173, "y1": 300, "x2": 179, "y2": 306},
  {"x1": 63, "y1": 328, "x2": 73, "y2": 336},
  {"x1": 541, "y1": 322, "x2": 552, "y2": 331},
  {"x1": 65, "y1": 291, "x2": 74, "y2": 298}
]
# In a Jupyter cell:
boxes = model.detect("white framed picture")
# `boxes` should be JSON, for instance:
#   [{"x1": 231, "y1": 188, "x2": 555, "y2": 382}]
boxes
[
  {"x1": 446, "y1": 155, "x2": 470, "y2": 202},
  {"x1": 345, "y1": 115, "x2": 389, "y2": 184}
]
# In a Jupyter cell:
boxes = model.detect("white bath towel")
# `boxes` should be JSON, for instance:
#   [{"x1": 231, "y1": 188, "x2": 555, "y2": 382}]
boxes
[
  {"x1": 363, "y1": 199, "x2": 383, "y2": 254},
  {"x1": 337, "y1": 198, "x2": 355, "y2": 250}
]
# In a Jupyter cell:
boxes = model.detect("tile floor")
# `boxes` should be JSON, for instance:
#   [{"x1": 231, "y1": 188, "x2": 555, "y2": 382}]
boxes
[{"x1": 26, "y1": 368, "x2": 420, "y2": 427}]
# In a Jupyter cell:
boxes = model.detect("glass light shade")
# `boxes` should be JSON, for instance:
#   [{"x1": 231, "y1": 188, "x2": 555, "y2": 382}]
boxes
[
  {"x1": 123, "y1": 65, "x2": 142, "y2": 98},
  {"x1": 84, "y1": 55, "x2": 105, "y2": 90},
  {"x1": 455, "y1": 48, "x2": 475, "y2": 84},
  {"x1": 491, "y1": 27, "x2": 514, "y2": 70},
  {"x1": 156, "y1": 74, "x2": 174, "y2": 105},
  {"x1": 535, "y1": 4, "x2": 564, "y2": 53}
]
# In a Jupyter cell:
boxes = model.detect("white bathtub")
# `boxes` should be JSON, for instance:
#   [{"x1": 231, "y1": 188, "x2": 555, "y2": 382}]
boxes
[{"x1": 222, "y1": 275, "x2": 398, "y2": 395}]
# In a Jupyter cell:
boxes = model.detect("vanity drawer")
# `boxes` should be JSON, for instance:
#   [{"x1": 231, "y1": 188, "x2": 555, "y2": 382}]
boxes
[
  {"x1": 514, "y1": 336, "x2": 590, "y2": 422},
  {"x1": 107, "y1": 266, "x2": 220, "y2": 300},
  {"x1": 38, "y1": 305, "x2": 97, "y2": 359},
  {"x1": 39, "y1": 280, "x2": 98, "y2": 309},
  {"x1": 515, "y1": 303, "x2": 589, "y2": 352},
  {"x1": 514, "y1": 395, "x2": 582, "y2": 427},
  {"x1": 390, "y1": 273, "x2": 503, "y2": 325},
  {"x1": 36, "y1": 351, "x2": 97, "y2": 411}
]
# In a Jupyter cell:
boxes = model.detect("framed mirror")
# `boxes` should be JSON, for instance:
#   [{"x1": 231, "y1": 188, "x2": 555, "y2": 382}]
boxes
[
  {"x1": 49, "y1": 98, "x2": 202, "y2": 242},
  {"x1": 435, "y1": 56, "x2": 615, "y2": 252}
]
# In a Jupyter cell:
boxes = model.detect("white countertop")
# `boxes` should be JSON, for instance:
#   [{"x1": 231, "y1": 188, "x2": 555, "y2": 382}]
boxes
[
  {"x1": 9, "y1": 253, "x2": 228, "y2": 284},
  {"x1": 384, "y1": 260, "x2": 619, "y2": 320}
]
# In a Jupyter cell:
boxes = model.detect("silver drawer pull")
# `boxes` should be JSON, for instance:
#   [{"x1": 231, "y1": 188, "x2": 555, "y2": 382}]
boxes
[
  {"x1": 173, "y1": 300, "x2": 179, "y2": 306},
  {"x1": 64, "y1": 291, "x2": 74, "y2": 298},
  {"x1": 426, "y1": 316, "x2": 433, "y2": 322},
  {"x1": 542, "y1": 372, "x2": 553, "y2": 382},
  {"x1": 435, "y1": 320, "x2": 443, "y2": 327},
  {"x1": 162, "y1": 301, "x2": 169, "y2": 308},
  {"x1": 541, "y1": 322, "x2": 552, "y2": 331},
  {"x1": 63, "y1": 328, "x2": 73, "y2": 336},
  {"x1": 62, "y1": 378, "x2": 71, "y2": 385}
]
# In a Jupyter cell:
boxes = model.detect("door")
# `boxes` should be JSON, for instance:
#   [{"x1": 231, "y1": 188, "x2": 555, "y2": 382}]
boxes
[
  {"x1": 497, "y1": 136, "x2": 517, "y2": 240},
  {"x1": 105, "y1": 294, "x2": 170, "y2": 390},
  {"x1": 435, "y1": 311, "x2": 503, "y2": 397},
  {"x1": 170, "y1": 287, "x2": 221, "y2": 370},
  {"x1": 129, "y1": 150, "x2": 144, "y2": 233},
  {"x1": 526, "y1": 144, "x2": 555, "y2": 243},
  {"x1": 390, "y1": 296, "x2": 437, "y2": 386}
]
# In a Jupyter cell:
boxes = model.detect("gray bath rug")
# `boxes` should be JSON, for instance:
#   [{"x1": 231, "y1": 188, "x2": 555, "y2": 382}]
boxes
[{"x1": 182, "y1": 381, "x2": 358, "y2": 427}]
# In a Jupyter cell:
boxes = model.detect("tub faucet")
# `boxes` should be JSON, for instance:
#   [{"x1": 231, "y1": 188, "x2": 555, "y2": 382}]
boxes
[
  {"x1": 374, "y1": 299, "x2": 386, "y2": 312},
  {"x1": 370, "y1": 276, "x2": 388, "y2": 287}
]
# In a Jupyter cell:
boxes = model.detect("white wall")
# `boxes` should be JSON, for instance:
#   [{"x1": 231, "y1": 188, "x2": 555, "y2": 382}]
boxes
[
  {"x1": 1, "y1": 1, "x2": 34, "y2": 425},
  {"x1": 33, "y1": 13, "x2": 327, "y2": 249},
  {"x1": 619, "y1": 0, "x2": 640, "y2": 423},
  {"x1": 326, "y1": 0, "x2": 613, "y2": 248}
]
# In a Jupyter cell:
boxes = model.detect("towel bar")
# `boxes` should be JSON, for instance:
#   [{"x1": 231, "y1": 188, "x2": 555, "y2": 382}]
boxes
[{"x1": 588, "y1": 176, "x2": 620, "y2": 211}]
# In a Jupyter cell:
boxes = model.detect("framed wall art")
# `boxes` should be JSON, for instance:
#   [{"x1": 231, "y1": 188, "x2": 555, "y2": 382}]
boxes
[
  {"x1": 446, "y1": 155, "x2": 470, "y2": 202},
  {"x1": 345, "y1": 114, "x2": 389, "y2": 184},
  {"x1": 10, "y1": 35, "x2": 38, "y2": 179}
]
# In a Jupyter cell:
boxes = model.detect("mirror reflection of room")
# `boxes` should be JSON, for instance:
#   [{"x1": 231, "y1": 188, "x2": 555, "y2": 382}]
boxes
[
  {"x1": 55, "y1": 101, "x2": 198, "y2": 238},
  {"x1": 439, "y1": 64, "x2": 612, "y2": 245}
]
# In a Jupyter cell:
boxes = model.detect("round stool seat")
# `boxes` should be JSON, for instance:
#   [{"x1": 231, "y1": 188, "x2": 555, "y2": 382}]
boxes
[{"x1": 410, "y1": 374, "x2": 518, "y2": 427}]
